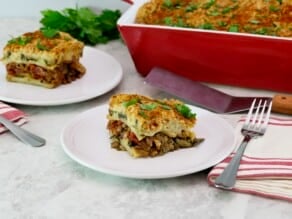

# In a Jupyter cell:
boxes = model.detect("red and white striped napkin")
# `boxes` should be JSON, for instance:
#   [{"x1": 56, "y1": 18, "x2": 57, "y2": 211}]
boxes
[
  {"x1": 208, "y1": 116, "x2": 292, "y2": 202},
  {"x1": 0, "y1": 102, "x2": 28, "y2": 133}
]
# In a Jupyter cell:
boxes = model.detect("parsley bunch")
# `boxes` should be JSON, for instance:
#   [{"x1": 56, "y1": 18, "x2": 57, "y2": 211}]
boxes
[{"x1": 40, "y1": 7, "x2": 121, "y2": 45}]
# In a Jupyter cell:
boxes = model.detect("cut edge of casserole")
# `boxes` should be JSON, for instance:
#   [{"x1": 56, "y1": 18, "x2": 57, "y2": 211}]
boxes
[
  {"x1": 107, "y1": 93, "x2": 203, "y2": 158},
  {"x1": 1, "y1": 30, "x2": 86, "y2": 88}
]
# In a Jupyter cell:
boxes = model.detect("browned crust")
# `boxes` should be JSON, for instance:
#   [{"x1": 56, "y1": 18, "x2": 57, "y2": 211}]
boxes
[{"x1": 135, "y1": 0, "x2": 292, "y2": 37}]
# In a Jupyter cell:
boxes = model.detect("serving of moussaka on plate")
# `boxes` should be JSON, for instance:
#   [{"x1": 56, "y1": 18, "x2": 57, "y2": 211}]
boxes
[
  {"x1": 107, "y1": 93, "x2": 203, "y2": 158},
  {"x1": 135, "y1": 0, "x2": 292, "y2": 37},
  {"x1": 1, "y1": 30, "x2": 86, "y2": 88}
]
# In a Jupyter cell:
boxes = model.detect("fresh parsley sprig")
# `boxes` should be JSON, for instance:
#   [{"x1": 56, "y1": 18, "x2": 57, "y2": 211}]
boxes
[
  {"x1": 123, "y1": 98, "x2": 139, "y2": 108},
  {"x1": 175, "y1": 104, "x2": 196, "y2": 119},
  {"x1": 40, "y1": 28, "x2": 60, "y2": 38},
  {"x1": 40, "y1": 7, "x2": 121, "y2": 45}
]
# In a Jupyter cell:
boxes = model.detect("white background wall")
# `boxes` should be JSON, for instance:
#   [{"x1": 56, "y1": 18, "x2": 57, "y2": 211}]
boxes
[{"x1": 0, "y1": 0, "x2": 130, "y2": 17}]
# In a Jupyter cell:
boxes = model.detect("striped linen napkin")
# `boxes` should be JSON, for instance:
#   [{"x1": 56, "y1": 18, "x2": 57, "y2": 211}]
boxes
[
  {"x1": 0, "y1": 102, "x2": 27, "y2": 133},
  {"x1": 207, "y1": 116, "x2": 292, "y2": 202}
]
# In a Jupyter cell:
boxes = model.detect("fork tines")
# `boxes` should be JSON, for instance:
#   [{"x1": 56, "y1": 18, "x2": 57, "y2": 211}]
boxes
[{"x1": 244, "y1": 99, "x2": 272, "y2": 133}]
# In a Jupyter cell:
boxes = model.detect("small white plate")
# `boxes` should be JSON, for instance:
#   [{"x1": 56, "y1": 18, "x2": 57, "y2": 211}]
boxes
[
  {"x1": 0, "y1": 47, "x2": 123, "y2": 106},
  {"x1": 61, "y1": 104, "x2": 235, "y2": 179}
]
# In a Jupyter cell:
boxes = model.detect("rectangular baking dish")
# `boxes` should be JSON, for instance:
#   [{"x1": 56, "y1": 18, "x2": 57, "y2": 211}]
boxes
[{"x1": 118, "y1": 0, "x2": 292, "y2": 92}]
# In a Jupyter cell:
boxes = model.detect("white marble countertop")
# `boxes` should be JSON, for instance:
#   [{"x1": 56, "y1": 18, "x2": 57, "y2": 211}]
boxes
[{"x1": 1, "y1": 18, "x2": 292, "y2": 219}]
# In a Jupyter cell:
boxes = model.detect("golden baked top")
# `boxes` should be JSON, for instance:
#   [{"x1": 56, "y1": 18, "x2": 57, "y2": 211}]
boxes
[
  {"x1": 1, "y1": 30, "x2": 84, "y2": 69},
  {"x1": 107, "y1": 93, "x2": 196, "y2": 140},
  {"x1": 135, "y1": 0, "x2": 292, "y2": 37}
]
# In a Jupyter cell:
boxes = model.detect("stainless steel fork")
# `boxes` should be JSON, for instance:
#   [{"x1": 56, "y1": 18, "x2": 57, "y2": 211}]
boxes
[
  {"x1": 214, "y1": 99, "x2": 272, "y2": 189},
  {"x1": 0, "y1": 115, "x2": 46, "y2": 147}
]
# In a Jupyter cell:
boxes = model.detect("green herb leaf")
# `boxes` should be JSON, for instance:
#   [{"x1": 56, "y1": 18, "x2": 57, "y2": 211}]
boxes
[
  {"x1": 40, "y1": 27, "x2": 60, "y2": 38},
  {"x1": 255, "y1": 28, "x2": 268, "y2": 35},
  {"x1": 164, "y1": 17, "x2": 173, "y2": 26},
  {"x1": 176, "y1": 18, "x2": 185, "y2": 27},
  {"x1": 8, "y1": 36, "x2": 32, "y2": 46},
  {"x1": 222, "y1": 6, "x2": 232, "y2": 14},
  {"x1": 160, "y1": 104, "x2": 171, "y2": 110},
  {"x1": 140, "y1": 103, "x2": 157, "y2": 110},
  {"x1": 185, "y1": 4, "x2": 198, "y2": 12},
  {"x1": 175, "y1": 104, "x2": 196, "y2": 119},
  {"x1": 229, "y1": 24, "x2": 239, "y2": 32},
  {"x1": 269, "y1": 5, "x2": 279, "y2": 12},
  {"x1": 40, "y1": 7, "x2": 121, "y2": 45},
  {"x1": 199, "y1": 23, "x2": 213, "y2": 30},
  {"x1": 36, "y1": 40, "x2": 48, "y2": 51},
  {"x1": 123, "y1": 98, "x2": 139, "y2": 108},
  {"x1": 138, "y1": 110, "x2": 148, "y2": 118},
  {"x1": 202, "y1": 0, "x2": 215, "y2": 9},
  {"x1": 163, "y1": 0, "x2": 181, "y2": 9},
  {"x1": 209, "y1": 10, "x2": 220, "y2": 16},
  {"x1": 218, "y1": 21, "x2": 227, "y2": 27},
  {"x1": 163, "y1": 0, "x2": 173, "y2": 8}
]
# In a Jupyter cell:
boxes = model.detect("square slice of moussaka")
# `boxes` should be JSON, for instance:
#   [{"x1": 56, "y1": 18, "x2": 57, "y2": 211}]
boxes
[
  {"x1": 1, "y1": 30, "x2": 86, "y2": 88},
  {"x1": 107, "y1": 94, "x2": 203, "y2": 158}
]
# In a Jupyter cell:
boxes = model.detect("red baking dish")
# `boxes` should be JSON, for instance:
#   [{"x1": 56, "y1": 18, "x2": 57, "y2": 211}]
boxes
[{"x1": 118, "y1": 0, "x2": 292, "y2": 92}]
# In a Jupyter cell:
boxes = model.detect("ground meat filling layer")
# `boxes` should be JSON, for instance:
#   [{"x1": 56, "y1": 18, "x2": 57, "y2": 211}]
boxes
[
  {"x1": 107, "y1": 120, "x2": 202, "y2": 157},
  {"x1": 6, "y1": 61, "x2": 85, "y2": 86}
]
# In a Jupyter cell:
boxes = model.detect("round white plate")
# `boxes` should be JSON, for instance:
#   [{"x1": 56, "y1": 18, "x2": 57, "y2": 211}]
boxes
[
  {"x1": 61, "y1": 104, "x2": 235, "y2": 179},
  {"x1": 0, "y1": 47, "x2": 123, "y2": 106}
]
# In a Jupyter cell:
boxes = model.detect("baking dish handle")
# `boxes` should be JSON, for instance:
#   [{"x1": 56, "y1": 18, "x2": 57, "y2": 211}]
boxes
[{"x1": 122, "y1": 0, "x2": 134, "y2": 4}]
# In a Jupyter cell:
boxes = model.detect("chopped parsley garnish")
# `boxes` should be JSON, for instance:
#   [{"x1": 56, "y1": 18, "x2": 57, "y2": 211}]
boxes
[
  {"x1": 138, "y1": 110, "x2": 148, "y2": 119},
  {"x1": 185, "y1": 4, "x2": 198, "y2": 12},
  {"x1": 123, "y1": 98, "x2": 139, "y2": 108},
  {"x1": 255, "y1": 28, "x2": 268, "y2": 35},
  {"x1": 176, "y1": 18, "x2": 185, "y2": 27},
  {"x1": 163, "y1": 0, "x2": 173, "y2": 8},
  {"x1": 160, "y1": 104, "x2": 171, "y2": 110},
  {"x1": 222, "y1": 7, "x2": 232, "y2": 14},
  {"x1": 164, "y1": 17, "x2": 173, "y2": 26},
  {"x1": 218, "y1": 21, "x2": 228, "y2": 27},
  {"x1": 229, "y1": 24, "x2": 239, "y2": 32},
  {"x1": 40, "y1": 27, "x2": 60, "y2": 38},
  {"x1": 8, "y1": 36, "x2": 32, "y2": 46},
  {"x1": 175, "y1": 104, "x2": 196, "y2": 119},
  {"x1": 199, "y1": 23, "x2": 213, "y2": 30},
  {"x1": 163, "y1": 0, "x2": 181, "y2": 9},
  {"x1": 202, "y1": 0, "x2": 215, "y2": 9},
  {"x1": 140, "y1": 103, "x2": 157, "y2": 110},
  {"x1": 209, "y1": 10, "x2": 220, "y2": 16},
  {"x1": 36, "y1": 40, "x2": 49, "y2": 51},
  {"x1": 269, "y1": 5, "x2": 279, "y2": 12}
]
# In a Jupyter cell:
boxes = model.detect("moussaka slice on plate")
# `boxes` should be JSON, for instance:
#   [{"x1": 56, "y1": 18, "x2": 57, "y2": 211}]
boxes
[
  {"x1": 107, "y1": 93, "x2": 203, "y2": 158},
  {"x1": 1, "y1": 30, "x2": 86, "y2": 88}
]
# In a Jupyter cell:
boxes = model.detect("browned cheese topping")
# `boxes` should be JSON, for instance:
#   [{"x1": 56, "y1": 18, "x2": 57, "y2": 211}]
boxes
[{"x1": 135, "y1": 0, "x2": 292, "y2": 37}]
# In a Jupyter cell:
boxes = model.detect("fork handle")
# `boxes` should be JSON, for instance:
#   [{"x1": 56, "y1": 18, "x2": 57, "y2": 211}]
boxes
[
  {"x1": 0, "y1": 116, "x2": 46, "y2": 147},
  {"x1": 214, "y1": 135, "x2": 251, "y2": 189}
]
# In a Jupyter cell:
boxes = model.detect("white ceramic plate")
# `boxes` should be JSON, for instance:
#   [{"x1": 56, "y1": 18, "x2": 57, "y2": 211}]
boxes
[
  {"x1": 61, "y1": 104, "x2": 235, "y2": 179},
  {"x1": 0, "y1": 47, "x2": 122, "y2": 106}
]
